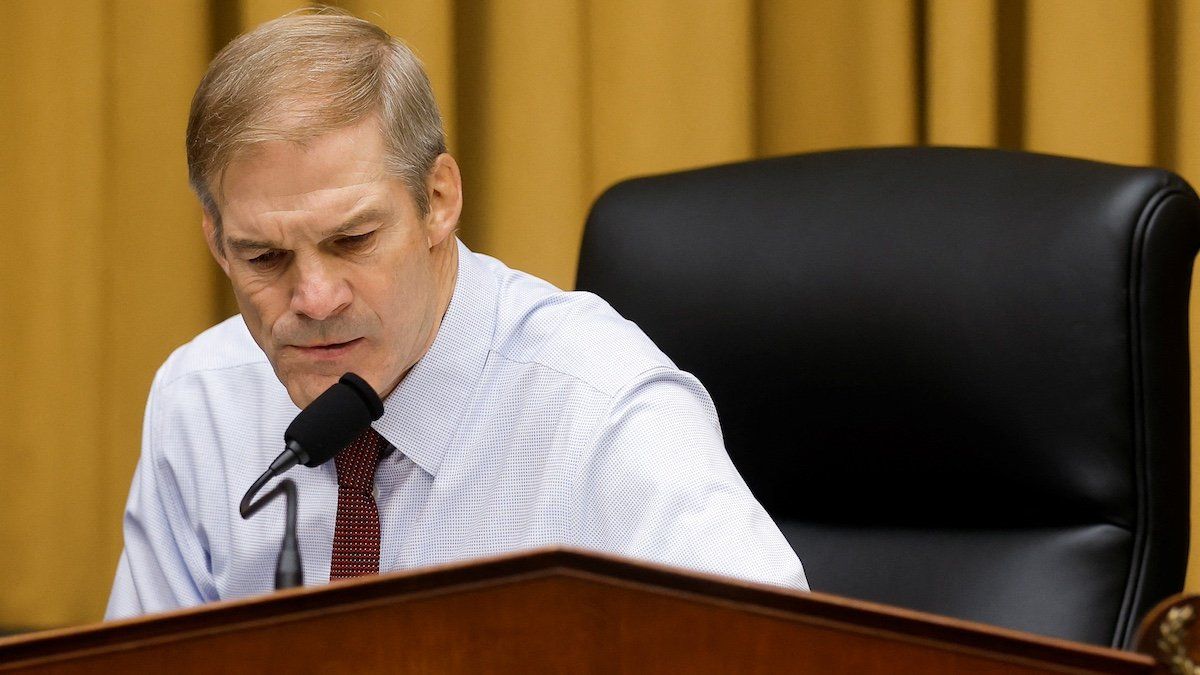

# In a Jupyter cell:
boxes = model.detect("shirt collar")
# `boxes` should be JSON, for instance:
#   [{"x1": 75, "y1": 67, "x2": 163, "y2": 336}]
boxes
[{"x1": 373, "y1": 239, "x2": 497, "y2": 477}]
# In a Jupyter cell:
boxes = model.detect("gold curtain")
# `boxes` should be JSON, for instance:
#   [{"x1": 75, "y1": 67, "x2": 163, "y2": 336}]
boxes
[{"x1": 2, "y1": 0, "x2": 1198, "y2": 630}]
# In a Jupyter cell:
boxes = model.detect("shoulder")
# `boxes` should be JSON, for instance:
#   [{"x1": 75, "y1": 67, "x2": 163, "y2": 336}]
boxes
[
  {"x1": 149, "y1": 315, "x2": 281, "y2": 411},
  {"x1": 156, "y1": 316, "x2": 266, "y2": 381},
  {"x1": 475, "y1": 251, "x2": 675, "y2": 398},
  {"x1": 142, "y1": 316, "x2": 293, "y2": 485}
]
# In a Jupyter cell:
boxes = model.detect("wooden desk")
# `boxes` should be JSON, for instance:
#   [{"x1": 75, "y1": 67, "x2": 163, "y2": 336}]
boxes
[{"x1": 0, "y1": 548, "x2": 1176, "y2": 673}]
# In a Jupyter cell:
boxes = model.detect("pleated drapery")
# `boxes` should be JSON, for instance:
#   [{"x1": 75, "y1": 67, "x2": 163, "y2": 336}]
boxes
[{"x1": 2, "y1": 0, "x2": 1198, "y2": 630}]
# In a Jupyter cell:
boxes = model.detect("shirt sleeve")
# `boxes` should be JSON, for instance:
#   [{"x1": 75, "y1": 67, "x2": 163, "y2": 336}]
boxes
[
  {"x1": 105, "y1": 372, "x2": 213, "y2": 620},
  {"x1": 570, "y1": 367, "x2": 808, "y2": 591}
]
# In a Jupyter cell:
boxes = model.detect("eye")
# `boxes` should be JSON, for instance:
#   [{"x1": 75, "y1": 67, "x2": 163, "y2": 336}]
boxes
[
  {"x1": 338, "y1": 231, "x2": 376, "y2": 251},
  {"x1": 248, "y1": 249, "x2": 286, "y2": 268}
]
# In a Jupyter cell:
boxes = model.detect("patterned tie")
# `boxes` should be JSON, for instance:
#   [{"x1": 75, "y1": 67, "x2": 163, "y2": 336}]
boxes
[{"x1": 329, "y1": 427, "x2": 387, "y2": 580}]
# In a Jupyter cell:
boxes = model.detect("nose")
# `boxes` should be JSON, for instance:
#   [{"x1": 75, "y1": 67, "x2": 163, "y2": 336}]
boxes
[{"x1": 289, "y1": 255, "x2": 351, "y2": 321}]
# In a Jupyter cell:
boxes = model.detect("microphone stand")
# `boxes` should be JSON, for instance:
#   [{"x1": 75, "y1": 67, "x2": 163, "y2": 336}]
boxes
[{"x1": 240, "y1": 475, "x2": 303, "y2": 590}]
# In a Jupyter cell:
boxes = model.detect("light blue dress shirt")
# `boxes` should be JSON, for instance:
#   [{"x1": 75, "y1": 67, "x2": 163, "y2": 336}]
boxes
[{"x1": 105, "y1": 240, "x2": 807, "y2": 619}]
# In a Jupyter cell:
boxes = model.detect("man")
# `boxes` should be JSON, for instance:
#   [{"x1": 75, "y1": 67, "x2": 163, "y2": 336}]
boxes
[{"x1": 106, "y1": 10, "x2": 806, "y2": 619}]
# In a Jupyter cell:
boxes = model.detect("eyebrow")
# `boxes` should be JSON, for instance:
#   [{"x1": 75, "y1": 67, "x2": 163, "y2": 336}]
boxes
[
  {"x1": 225, "y1": 207, "x2": 391, "y2": 253},
  {"x1": 226, "y1": 236, "x2": 275, "y2": 254},
  {"x1": 329, "y1": 207, "x2": 390, "y2": 237}
]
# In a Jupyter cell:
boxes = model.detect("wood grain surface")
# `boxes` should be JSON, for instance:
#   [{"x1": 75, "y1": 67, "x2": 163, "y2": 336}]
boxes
[{"x1": 0, "y1": 547, "x2": 1160, "y2": 674}]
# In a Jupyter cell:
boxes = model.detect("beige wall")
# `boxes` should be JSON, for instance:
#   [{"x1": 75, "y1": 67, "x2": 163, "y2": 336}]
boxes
[{"x1": 2, "y1": 0, "x2": 1198, "y2": 630}]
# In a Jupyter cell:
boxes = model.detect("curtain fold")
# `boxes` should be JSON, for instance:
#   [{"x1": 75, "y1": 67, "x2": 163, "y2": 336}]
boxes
[
  {"x1": 587, "y1": 0, "x2": 756, "y2": 191},
  {"x1": 926, "y1": 0, "x2": 997, "y2": 146},
  {"x1": 0, "y1": 2, "x2": 108, "y2": 629},
  {"x1": 759, "y1": 0, "x2": 920, "y2": 155},
  {"x1": 454, "y1": 0, "x2": 591, "y2": 289},
  {"x1": 2, "y1": 0, "x2": 1198, "y2": 630},
  {"x1": 1026, "y1": 1, "x2": 1155, "y2": 165}
]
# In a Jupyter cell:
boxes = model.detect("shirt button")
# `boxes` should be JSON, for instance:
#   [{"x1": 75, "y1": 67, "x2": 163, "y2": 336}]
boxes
[{"x1": 372, "y1": 485, "x2": 380, "y2": 501}]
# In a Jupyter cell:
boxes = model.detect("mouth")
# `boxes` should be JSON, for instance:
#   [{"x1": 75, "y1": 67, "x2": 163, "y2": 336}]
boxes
[{"x1": 289, "y1": 337, "x2": 365, "y2": 359}]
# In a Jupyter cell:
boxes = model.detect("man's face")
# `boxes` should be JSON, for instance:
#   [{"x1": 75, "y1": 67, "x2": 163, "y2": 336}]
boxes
[{"x1": 204, "y1": 117, "x2": 460, "y2": 408}]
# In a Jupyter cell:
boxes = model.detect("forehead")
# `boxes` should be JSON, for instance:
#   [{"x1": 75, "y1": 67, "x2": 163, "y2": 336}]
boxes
[{"x1": 217, "y1": 118, "x2": 396, "y2": 225}]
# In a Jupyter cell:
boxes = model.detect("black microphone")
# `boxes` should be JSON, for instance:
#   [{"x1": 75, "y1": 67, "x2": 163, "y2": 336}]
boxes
[
  {"x1": 273, "y1": 371, "x2": 386, "y2": 474},
  {"x1": 239, "y1": 372, "x2": 385, "y2": 589}
]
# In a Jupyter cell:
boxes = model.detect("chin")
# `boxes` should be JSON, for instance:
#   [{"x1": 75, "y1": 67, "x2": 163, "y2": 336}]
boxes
[{"x1": 283, "y1": 372, "x2": 344, "y2": 409}]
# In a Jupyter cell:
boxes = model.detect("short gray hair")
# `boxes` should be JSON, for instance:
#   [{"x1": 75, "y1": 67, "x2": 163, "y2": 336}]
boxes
[{"x1": 186, "y1": 8, "x2": 446, "y2": 246}]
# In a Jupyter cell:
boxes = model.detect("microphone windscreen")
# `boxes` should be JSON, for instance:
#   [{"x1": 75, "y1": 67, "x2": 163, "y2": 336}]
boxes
[
  {"x1": 284, "y1": 372, "x2": 385, "y2": 468},
  {"x1": 338, "y1": 372, "x2": 385, "y2": 420}
]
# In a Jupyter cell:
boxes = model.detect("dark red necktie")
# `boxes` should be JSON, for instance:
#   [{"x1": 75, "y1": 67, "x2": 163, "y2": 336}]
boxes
[{"x1": 330, "y1": 427, "x2": 386, "y2": 580}]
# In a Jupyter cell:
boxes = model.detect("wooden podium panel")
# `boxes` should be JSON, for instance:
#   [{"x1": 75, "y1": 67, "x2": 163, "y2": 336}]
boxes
[{"x1": 0, "y1": 548, "x2": 1159, "y2": 674}]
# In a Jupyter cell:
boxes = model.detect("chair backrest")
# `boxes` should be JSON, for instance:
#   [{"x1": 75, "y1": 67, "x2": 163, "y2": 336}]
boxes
[{"x1": 576, "y1": 147, "x2": 1198, "y2": 648}]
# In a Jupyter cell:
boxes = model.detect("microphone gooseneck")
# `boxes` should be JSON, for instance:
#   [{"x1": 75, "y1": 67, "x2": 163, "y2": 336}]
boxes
[
  {"x1": 239, "y1": 372, "x2": 385, "y2": 589},
  {"x1": 240, "y1": 479, "x2": 302, "y2": 589}
]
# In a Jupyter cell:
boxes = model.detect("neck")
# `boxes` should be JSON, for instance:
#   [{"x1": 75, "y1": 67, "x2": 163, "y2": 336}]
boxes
[
  {"x1": 379, "y1": 237, "x2": 459, "y2": 401},
  {"x1": 431, "y1": 234, "x2": 459, "y2": 321}
]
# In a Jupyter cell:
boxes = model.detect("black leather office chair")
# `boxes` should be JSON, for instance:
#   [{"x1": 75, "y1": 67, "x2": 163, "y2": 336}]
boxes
[{"x1": 576, "y1": 147, "x2": 1197, "y2": 648}]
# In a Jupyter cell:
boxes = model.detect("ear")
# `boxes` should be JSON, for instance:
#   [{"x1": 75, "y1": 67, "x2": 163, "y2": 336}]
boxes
[
  {"x1": 201, "y1": 209, "x2": 231, "y2": 276},
  {"x1": 423, "y1": 153, "x2": 463, "y2": 249}
]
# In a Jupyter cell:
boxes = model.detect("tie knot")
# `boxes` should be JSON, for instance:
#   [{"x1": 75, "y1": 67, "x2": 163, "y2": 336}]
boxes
[{"x1": 334, "y1": 427, "x2": 385, "y2": 491}]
